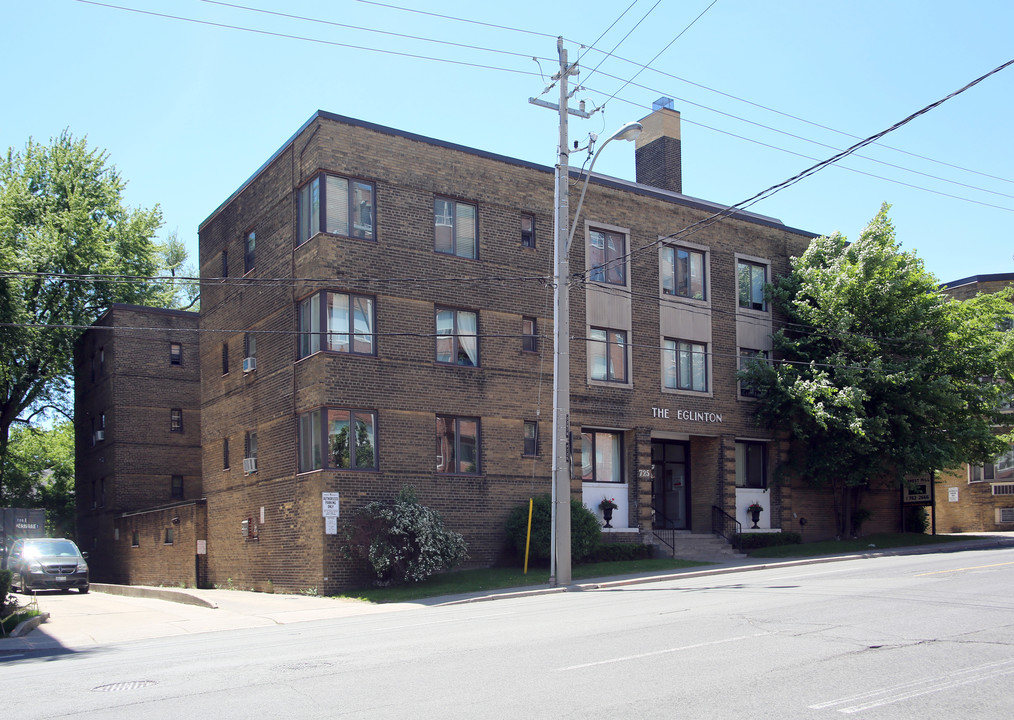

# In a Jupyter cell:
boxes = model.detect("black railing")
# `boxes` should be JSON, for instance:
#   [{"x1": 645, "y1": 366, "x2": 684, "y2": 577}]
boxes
[
  {"x1": 651, "y1": 507, "x2": 678, "y2": 557},
  {"x1": 712, "y1": 505, "x2": 742, "y2": 551}
]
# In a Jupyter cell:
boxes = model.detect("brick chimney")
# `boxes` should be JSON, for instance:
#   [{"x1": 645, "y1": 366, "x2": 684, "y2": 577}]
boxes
[{"x1": 635, "y1": 97, "x2": 682, "y2": 194}]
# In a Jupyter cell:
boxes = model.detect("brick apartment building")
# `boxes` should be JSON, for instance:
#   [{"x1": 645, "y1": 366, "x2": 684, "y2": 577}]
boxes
[
  {"x1": 933, "y1": 272, "x2": 1014, "y2": 532},
  {"x1": 75, "y1": 305, "x2": 205, "y2": 586},
  {"x1": 77, "y1": 107, "x2": 908, "y2": 593}
]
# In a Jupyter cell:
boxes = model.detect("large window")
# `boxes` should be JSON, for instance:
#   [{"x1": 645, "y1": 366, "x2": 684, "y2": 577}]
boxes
[
  {"x1": 244, "y1": 431, "x2": 258, "y2": 474},
  {"x1": 581, "y1": 430, "x2": 623, "y2": 483},
  {"x1": 736, "y1": 441, "x2": 766, "y2": 488},
  {"x1": 298, "y1": 173, "x2": 375, "y2": 245},
  {"x1": 170, "y1": 342, "x2": 182, "y2": 366},
  {"x1": 436, "y1": 308, "x2": 479, "y2": 366},
  {"x1": 661, "y1": 246, "x2": 705, "y2": 300},
  {"x1": 739, "y1": 349, "x2": 770, "y2": 398},
  {"x1": 521, "y1": 214, "x2": 535, "y2": 248},
  {"x1": 171, "y1": 474, "x2": 184, "y2": 499},
  {"x1": 664, "y1": 339, "x2": 707, "y2": 392},
  {"x1": 170, "y1": 409, "x2": 183, "y2": 432},
  {"x1": 970, "y1": 445, "x2": 1014, "y2": 482},
  {"x1": 298, "y1": 409, "x2": 377, "y2": 473},
  {"x1": 434, "y1": 198, "x2": 477, "y2": 259},
  {"x1": 589, "y1": 229, "x2": 626, "y2": 285},
  {"x1": 589, "y1": 327, "x2": 627, "y2": 383},
  {"x1": 738, "y1": 260, "x2": 767, "y2": 311},
  {"x1": 436, "y1": 416, "x2": 480, "y2": 474},
  {"x1": 298, "y1": 291, "x2": 375, "y2": 359},
  {"x1": 523, "y1": 421, "x2": 538, "y2": 457}
]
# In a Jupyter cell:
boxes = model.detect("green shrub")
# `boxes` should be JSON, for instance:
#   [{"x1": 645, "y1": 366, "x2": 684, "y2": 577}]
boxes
[
  {"x1": 342, "y1": 486, "x2": 468, "y2": 585},
  {"x1": 735, "y1": 531, "x2": 802, "y2": 550},
  {"x1": 904, "y1": 506, "x2": 929, "y2": 533},
  {"x1": 505, "y1": 495, "x2": 601, "y2": 563},
  {"x1": 588, "y1": 542, "x2": 653, "y2": 563}
]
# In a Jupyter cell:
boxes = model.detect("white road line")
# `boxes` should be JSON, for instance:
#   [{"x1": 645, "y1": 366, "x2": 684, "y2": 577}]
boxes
[
  {"x1": 810, "y1": 658, "x2": 1014, "y2": 713},
  {"x1": 557, "y1": 633, "x2": 771, "y2": 671}
]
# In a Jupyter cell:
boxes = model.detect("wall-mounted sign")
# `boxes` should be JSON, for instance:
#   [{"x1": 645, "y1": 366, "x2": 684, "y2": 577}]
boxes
[
  {"x1": 322, "y1": 492, "x2": 341, "y2": 517},
  {"x1": 651, "y1": 407, "x2": 723, "y2": 423},
  {"x1": 948, "y1": 487, "x2": 959, "y2": 502},
  {"x1": 637, "y1": 468, "x2": 654, "y2": 480},
  {"x1": 902, "y1": 481, "x2": 932, "y2": 504}
]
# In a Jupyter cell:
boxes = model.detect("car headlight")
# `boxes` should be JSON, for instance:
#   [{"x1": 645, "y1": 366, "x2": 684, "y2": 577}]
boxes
[
  {"x1": 77, "y1": 563, "x2": 88, "y2": 572},
  {"x1": 27, "y1": 561, "x2": 43, "y2": 572}
]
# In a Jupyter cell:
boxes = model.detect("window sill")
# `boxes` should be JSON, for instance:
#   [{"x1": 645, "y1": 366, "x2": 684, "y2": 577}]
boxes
[{"x1": 661, "y1": 387, "x2": 713, "y2": 399}]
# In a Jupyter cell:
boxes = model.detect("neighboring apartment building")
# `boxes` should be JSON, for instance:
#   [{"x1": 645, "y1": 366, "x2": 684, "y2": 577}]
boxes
[
  {"x1": 934, "y1": 272, "x2": 1014, "y2": 532},
  {"x1": 191, "y1": 106, "x2": 903, "y2": 595},
  {"x1": 75, "y1": 304, "x2": 205, "y2": 586}
]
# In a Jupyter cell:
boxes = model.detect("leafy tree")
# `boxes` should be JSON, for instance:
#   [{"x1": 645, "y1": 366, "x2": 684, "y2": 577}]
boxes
[
  {"x1": 0, "y1": 131, "x2": 189, "y2": 502},
  {"x1": 2, "y1": 422, "x2": 75, "y2": 538},
  {"x1": 343, "y1": 486, "x2": 468, "y2": 584},
  {"x1": 740, "y1": 205, "x2": 1014, "y2": 536}
]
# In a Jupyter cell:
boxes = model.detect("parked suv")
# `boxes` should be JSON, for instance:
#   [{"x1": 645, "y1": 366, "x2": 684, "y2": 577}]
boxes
[{"x1": 6, "y1": 538, "x2": 90, "y2": 594}]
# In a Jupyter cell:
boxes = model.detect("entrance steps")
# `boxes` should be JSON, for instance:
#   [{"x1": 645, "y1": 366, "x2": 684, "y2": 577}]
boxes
[{"x1": 649, "y1": 531, "x2": 747, "y2": 561}]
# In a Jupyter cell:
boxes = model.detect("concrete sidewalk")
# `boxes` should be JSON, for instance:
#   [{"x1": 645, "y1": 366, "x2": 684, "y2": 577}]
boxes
[{"x1": 4, "y1": 533, "x2": 1013, "y2": 655}]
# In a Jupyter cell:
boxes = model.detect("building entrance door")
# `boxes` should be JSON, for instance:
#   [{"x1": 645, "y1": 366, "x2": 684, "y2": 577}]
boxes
[{"x1": 651, "y1": 440, "x2": 689, "y2": 529}]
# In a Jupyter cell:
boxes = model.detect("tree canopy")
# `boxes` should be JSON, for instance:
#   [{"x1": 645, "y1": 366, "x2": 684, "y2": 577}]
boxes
[
  {"x1": 0, "y1": 131, "x2": 191, "y2": 502},
  {"x1": 2, "y1": 422, "x2": 75, "y2": 537},
  {"x1": 740, "y1": 205, "x2": 1014, "y2": 534}
]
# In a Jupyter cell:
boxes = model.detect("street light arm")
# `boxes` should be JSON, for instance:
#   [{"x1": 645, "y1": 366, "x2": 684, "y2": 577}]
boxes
[{"x1": 564, "y1": 121, "x2": 642, "y2": 254}]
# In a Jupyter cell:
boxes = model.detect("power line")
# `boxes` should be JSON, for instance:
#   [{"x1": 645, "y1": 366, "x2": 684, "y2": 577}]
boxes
[
  {"x1": 581, "y1": 0, "x2": 663, "y2": 88},
  {"x1": 574, "y1": 56, "x2": 1014, "y2": 283},
  {"x1": 75, "y1": 0, "x2": 542, "y2": 77}
]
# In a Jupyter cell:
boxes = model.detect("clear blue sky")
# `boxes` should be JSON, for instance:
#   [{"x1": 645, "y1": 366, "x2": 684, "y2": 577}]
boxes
[{"x1": 3, "y1": 0, "x2": 1012, "y2": 284}]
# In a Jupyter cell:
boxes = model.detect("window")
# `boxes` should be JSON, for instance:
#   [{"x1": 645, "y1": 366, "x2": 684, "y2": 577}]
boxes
[
  {"x1": 522, "y1": 317, "x2": 538, "y2": 353},
  {"x1": 132, "y1": 531, "x2": 139, "y2": 548},
  {"x1": 170, "y1": 408, "x2": 183, "y2": 432},
  {"x1": 170, "y1": 342, "x2": 182, "y2": 366},
  {"x1": 221, "y1": 342, "x2": 229, "y2": 375},
  {"x1": 223, "y1": 437, "x2": 230, "y2": 469},
  {"x1": 434, "y1": 198, "x2": 477, "y2": 259},
  {"x1": 664, "y1": 340, "x2": 707, "y2": 392},
  {"x1": 436, "y1": 308, "x2": 479, "y2": 366},
  {"x1": 992, "y1": 484, "x2": 1014, "y2": 496},
  {"x1": 521, "y1": 214, "x2": 535, "y2": 248},
  {"x1": 99, "y1": 348, "x2": 105, "y2": 376},
  {"x1": 298, "y1": 409, "x2": 377, "y2": 472},
  {"x1": 436, "y1": 416, "x2": 480, "y2": 474},
  {"x1": 736, "y1": 441, "x2": 766, "y2": 488},
  {"x1": 244, "y1": 332, "x2": 257, "y2": 360},
  {"x1": 661, "y1": 246, "x2": 705, "y2": 300},
  {"x1": 171, "y1": 475, "x2": 183, "y2": 499},
  {"x1": 164, "y1": 528, "x2": 174, "y2": 545},
  {"x1": 221, "y1": 249, "x2": 228, "y2": 279},
  {"x1": 523, "y1": 421, "x2": 538, "y2": 457},
  {"x1": 244, "y1": 431, "x2": 258, "y2": 474},
  {"x1": 739, "y1": 349, "x2": 770, "y2": 398},
  {"x1": 971, "y1": 446, "x2": 1014, "y2": 482},
  {"x1": 589, "y1": 327, "x2": 627, "y2": 383},
  {"x1": 581, "y1": 430, "x2": 623, "y2": 483},
  {"x1": 298, "y1": 290, "x2": 375, "y2": 359},
  {"x1": 738, "y1": 260, "x2": 767, "y2": 311},
  {"x1": 244, "y1": 229, "x2": 256, "y2": 273},
  {"x1": 298, "y1": 173, "x2": 375, "y2": 245},
  {"x1": 589, "y1": 229, "x2": 626, "y2": 285},
  {"x1": 98, "y1": 477, "x2": 105, "y2": 508}
]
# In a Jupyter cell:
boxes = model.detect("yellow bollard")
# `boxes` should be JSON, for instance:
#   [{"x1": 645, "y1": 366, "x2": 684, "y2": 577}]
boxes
[{"x1": 524, "y1": 498, "x2": 534, "y2": 574}]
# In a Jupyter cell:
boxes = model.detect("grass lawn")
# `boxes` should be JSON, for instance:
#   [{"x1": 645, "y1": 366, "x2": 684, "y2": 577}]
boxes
[
  {"x1": 336, "y1": 533, "x2": 987, "y2": 604},
  {"x1": 341, "y1": 557, "x2": 710, "y2": 604},
  {"x1": 745, "y1": 532, "x2": 985, "y2": 559}
]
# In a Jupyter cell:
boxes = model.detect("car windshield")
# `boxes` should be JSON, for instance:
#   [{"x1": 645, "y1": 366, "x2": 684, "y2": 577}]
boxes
[{"x1": 24, "y1": 540, "x2": 80, "y2": 559}]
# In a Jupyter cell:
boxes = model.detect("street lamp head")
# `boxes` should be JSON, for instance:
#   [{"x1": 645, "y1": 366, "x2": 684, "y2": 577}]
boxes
[{"x1": 608, "y1": 121, "x2": 642, "y2": 144}]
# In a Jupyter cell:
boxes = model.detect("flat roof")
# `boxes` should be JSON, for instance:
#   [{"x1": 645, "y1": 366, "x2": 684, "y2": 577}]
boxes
[
  {"x1": 200, "y1": 110, "x2": 818, "y2": 239},
  {"x1": 940, "y1": 272, "x2": 1014, "y2": 289}
]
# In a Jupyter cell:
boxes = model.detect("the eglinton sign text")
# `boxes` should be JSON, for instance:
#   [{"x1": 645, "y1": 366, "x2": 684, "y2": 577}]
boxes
[{"x1": 651, "y1": 407, "x2": 724, "y2": 423}]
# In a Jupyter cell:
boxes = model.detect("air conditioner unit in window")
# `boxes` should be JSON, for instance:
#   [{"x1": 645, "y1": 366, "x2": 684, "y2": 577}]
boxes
[
  {"x1": 243, "y1": 457, "x2": 257, "y2": 474},
  {"x1": 243, "y1": 356, "x2": 257, "y2": 373},
  {"x1": 95, "y1": 430, "x2": 105, "y2": 442}
]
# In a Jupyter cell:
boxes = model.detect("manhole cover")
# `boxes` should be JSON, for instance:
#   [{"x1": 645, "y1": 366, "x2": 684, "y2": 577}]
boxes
[{"x1": 92, "y1": 681, "x2": 157, "y2": 692}]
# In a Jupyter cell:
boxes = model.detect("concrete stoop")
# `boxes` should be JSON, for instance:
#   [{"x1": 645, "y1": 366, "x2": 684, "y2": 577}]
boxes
[{"x1": 650, "y1": 532, "x2": 747, "y2": 561}]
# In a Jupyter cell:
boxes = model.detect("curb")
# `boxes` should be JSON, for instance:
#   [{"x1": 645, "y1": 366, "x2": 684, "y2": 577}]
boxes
[
  {"x1": 91, "y1": 583, "x2": 217, "y2": 608},
  {"x1": 9, "y1": 612, "x2": 50, "y2": 638}
]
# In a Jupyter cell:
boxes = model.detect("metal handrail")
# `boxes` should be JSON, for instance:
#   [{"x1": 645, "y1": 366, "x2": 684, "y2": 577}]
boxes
[
  {"x1": 712, "y1": 505, "x2": 742, "y2": 551},
  {"x1": 651, "y1": 507, "x2": 678, "y2": 557}
]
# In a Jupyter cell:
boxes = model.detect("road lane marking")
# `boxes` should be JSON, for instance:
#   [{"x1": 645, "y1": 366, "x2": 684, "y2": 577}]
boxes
[
  {"x1": 810, "y1": 658, "x2": 1014, "y2": 713},
  {"x1": 557, "y1": 633, "x2": 770, "y2": 671},
  {"x1": 915, "y1": 561, "x2": 1014, "y2": 576}
]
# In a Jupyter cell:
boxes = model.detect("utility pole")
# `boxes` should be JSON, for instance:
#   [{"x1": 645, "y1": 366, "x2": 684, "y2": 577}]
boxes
[{"x1": 530, "y1": 38, "x2": 589, "y2": 587}]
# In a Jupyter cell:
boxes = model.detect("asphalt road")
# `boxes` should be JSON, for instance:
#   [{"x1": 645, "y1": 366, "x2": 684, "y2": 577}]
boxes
[{"x1": 4, "y1": 547, "x2": 1014, "y2": 719}]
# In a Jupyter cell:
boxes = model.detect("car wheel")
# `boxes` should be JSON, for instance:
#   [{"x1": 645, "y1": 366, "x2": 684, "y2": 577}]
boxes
[
  {"x1": 20, "y1": 574, "x2": 32, "y2": 594},
  {"x1": 79, "y1": 586, "x2": 89, "y2": 594}
]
